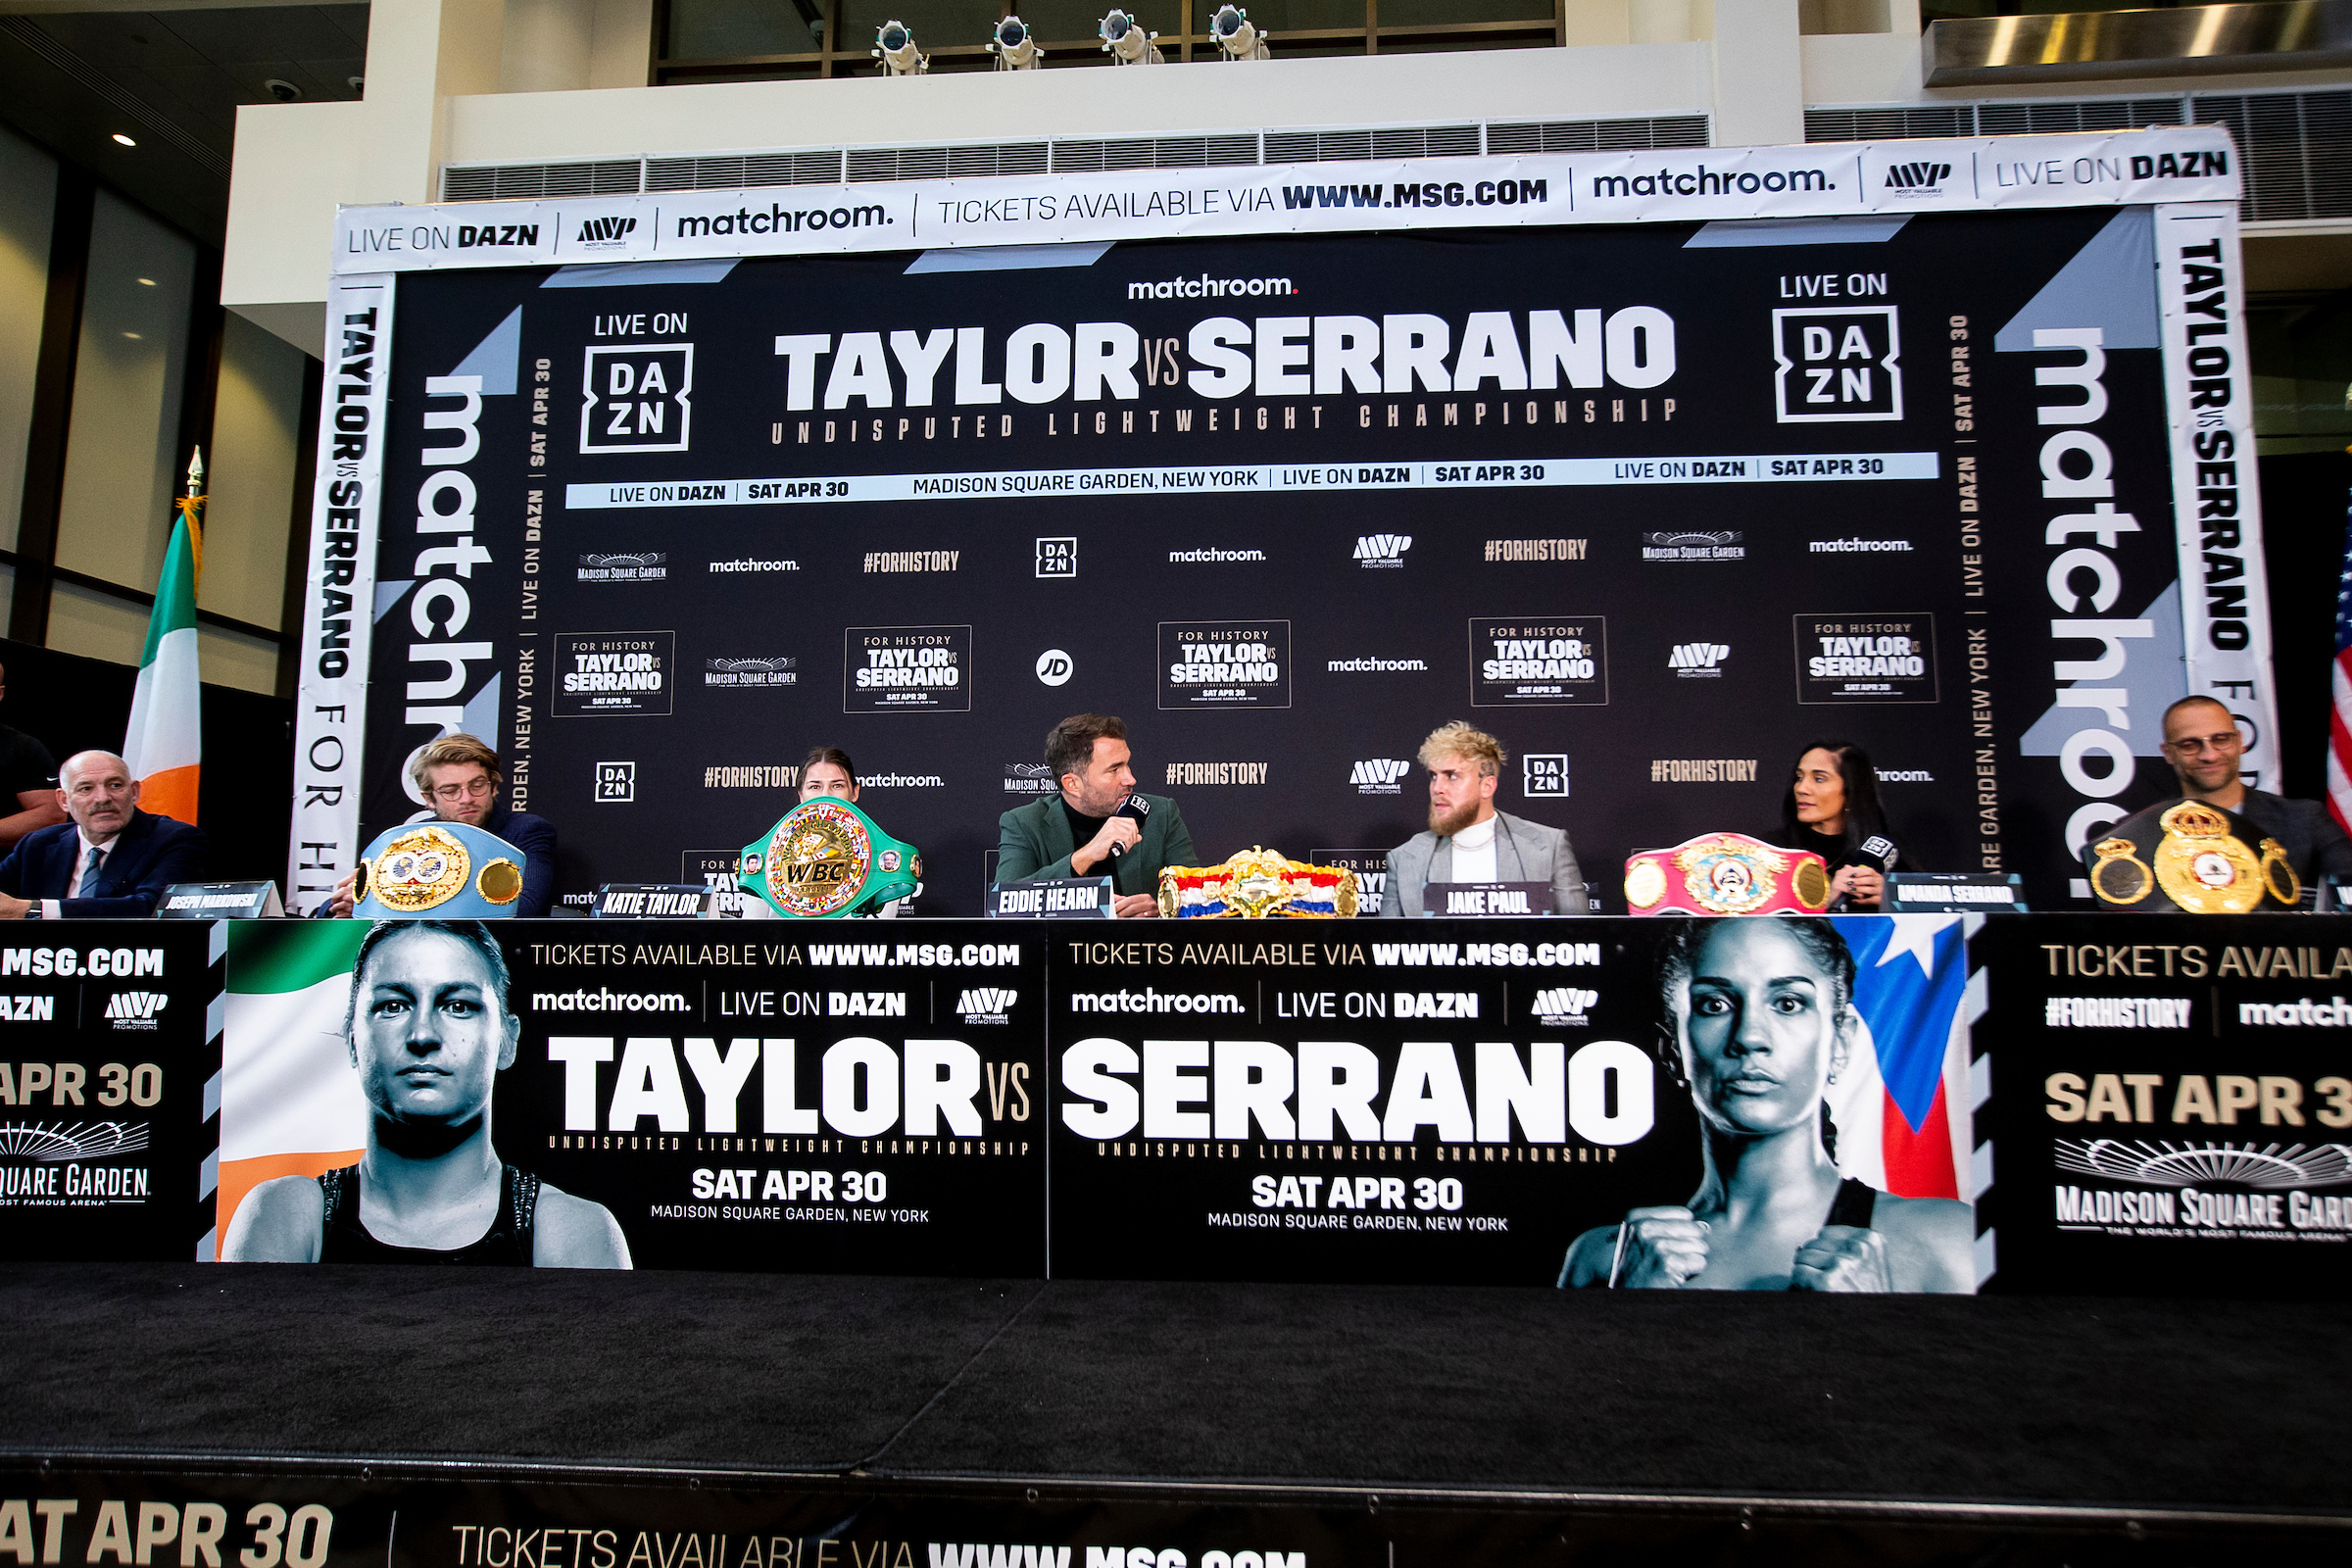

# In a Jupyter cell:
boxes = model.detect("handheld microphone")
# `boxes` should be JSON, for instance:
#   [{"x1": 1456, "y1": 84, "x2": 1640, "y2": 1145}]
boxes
[
  {"x1": 1857, "y1": 835, "x2": 1899, "y2": 873},
  {"x1": 1105, "y1": 794, "x2": 1152, "y2": 858}
]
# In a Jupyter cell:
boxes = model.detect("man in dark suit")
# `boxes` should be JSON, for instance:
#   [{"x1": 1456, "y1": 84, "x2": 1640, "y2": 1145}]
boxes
[
  {"x1": 2088, "y1": 695, "x2": 2352, "y2": 891},
  {"x1": 321, "y1": 734, "x2": 558, "y2": 917},
  {"x1": 0, "y1": 750, "x2": 208, "y2": 918},
  {"x1": 998, "y1": 713, "x2": 1197, "y2": 918}
]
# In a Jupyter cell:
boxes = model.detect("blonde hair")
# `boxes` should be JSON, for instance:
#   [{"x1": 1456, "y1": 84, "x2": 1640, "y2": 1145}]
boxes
[
  {"x1": 1418, "y1": 721, "x2": 1503, "y2": 776},
  {"x1": 410, "y1": 733, "x2": 502, "y2": 796}
]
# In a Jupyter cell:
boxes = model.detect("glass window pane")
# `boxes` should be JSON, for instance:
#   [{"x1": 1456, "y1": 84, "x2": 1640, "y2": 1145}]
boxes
[
  {"x1": 1379, "y1": 0, "x2": 1548, "y2": 29},
  {"x1": 55, "y1": 189, "x2": 193, "y2": 597},
  {"x1": 0, "y1": 123, "x2": 56, "y2": 556},
  {"x1": 669, "y1": 0, "x2": 823, "y2": 57},
  {"x1": 204, "y1": 315, "x2": 308, "y2": 632}
]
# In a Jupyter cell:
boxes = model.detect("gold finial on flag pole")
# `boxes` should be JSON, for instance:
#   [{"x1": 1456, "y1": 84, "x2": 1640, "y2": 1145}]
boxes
[{"x1": 177, "y1": 445, "x2": 207, "y2": 587}]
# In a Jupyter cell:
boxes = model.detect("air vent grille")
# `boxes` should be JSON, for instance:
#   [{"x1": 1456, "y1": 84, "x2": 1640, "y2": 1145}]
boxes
[
  {"x1": 1485, "y1": 116, "x2": 1710, "y2": 154},
  {"x1": 1051, "y1": 133, "x2": 1261, "y2": 171},
  {"x1": 1805, "y1": 98, "x2": 2188, "y2": 143}
]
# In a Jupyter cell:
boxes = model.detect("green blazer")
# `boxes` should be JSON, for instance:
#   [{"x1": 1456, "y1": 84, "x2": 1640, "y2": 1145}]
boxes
[{"x1": 997, "y1": 792, "x2": 1199, "y2": 898}]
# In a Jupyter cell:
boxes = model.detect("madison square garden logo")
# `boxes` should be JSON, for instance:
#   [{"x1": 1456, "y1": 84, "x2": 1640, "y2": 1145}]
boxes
[
  {"x1": 1773, "y1": 307, "x2": 1901, "y2": 422},
  {"x1": 582, "y1": 344, "x2": 693, "y2": 453}
]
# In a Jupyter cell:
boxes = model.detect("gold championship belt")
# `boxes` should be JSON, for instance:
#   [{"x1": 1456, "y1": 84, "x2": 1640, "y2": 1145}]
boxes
[
  {"x1": 737, "y1": 797, "x2": 920, "y2": 918},
  {"x1": 1158, "y1": 847, "x2": 1359, "y2": 918},
  {"x1": 353, "y1": 821, "x2": 527, "y2": 918},
  {"x1": 2091, "y1": 798, "x2": 2299, "y2": 913},
  {"x1": 1623, "y1": 833, "x2": 1833, "y2": 916}
]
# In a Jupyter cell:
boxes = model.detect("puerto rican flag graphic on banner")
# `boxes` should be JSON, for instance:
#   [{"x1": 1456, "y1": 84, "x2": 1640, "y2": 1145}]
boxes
[
  {"x1": 1827, "y1": 916, "x2": 1974, "y2": 1200},
  {"x1": 2330, "y1": 487, "x2": 2352, "y2": 839}
]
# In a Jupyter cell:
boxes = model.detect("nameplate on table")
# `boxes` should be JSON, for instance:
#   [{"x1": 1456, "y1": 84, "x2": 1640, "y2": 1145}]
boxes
[
  {"x1": 1886, "y1": 872, "x2": 2027, "y2": 912},
  {"x1": 1426, "y1": 881, "x2": 1552, "y2": 916},
  {"x1": 988, "y1": 876, "x2": 1115, "y2": 918},
  {"x1": 158, "y1": 881, "x2": 283, "y2": 918},
  {"x1": 593, "y1": 884, "x2": 714, "y2": 918}
]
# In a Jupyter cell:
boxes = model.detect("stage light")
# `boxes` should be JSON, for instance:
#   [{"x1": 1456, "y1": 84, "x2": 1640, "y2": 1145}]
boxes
[
  {"x1": 111, "y1": 132, "x2": 136, "y2": 147},
  {"x1": 1209, "y1": 6, "x2": 1269, "y2": 59},
  {"x1": 990, "y1": 16, "x2": 1042, "y2": 70},
  {"x1": 1099, "y1": 11, "x2": 1164, "y2": 64},
  {"x1": 873, "y1": 21, "x2": 928, "y2": 74}
]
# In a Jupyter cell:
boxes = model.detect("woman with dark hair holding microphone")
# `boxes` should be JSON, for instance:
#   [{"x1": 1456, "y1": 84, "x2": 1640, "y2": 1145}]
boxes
[{"x1": 1772, "y1": 739, "x2": 1906, "y2": 911}]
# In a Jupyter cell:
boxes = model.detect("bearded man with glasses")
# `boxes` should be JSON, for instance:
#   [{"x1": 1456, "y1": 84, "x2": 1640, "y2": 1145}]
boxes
[{"x1": 321, "y1": 735, "x2": 558, "y2": 918}]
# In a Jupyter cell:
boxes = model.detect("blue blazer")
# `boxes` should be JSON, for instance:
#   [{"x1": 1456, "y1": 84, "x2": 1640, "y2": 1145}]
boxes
[{"x1": 0, "y1": 809, "x2": 209, "y2": 917}]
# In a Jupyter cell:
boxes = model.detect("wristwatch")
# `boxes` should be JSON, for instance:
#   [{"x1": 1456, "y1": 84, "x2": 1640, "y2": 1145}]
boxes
[{"x1": 24, "y1": 903, "x2": 41, "y2": 919}]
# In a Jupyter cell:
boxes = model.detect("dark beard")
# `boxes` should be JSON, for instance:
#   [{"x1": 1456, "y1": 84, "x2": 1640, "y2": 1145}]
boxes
[{"x1": 1429, "y1": 796, "x2": 1484, "y2": 837}]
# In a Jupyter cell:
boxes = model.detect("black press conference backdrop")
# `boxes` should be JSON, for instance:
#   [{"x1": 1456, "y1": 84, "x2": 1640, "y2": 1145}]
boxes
[{"x1": 354, "y1": 209, "x2": 2196, "y2": 915}]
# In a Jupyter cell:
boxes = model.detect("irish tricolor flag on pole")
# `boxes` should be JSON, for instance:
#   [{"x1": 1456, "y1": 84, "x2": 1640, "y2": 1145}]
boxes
[{"x1": 123, "y1": 448, "x2": 204, "y2": 824}]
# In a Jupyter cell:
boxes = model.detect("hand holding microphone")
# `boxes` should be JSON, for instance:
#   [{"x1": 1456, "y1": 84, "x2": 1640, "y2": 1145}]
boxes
[
  {"x1": 1104, "y1": 793, "x2": 1152, "y2": 858},
  {"x1": 1833, "y1": 834, "x2": 1899, "y2": 909}
]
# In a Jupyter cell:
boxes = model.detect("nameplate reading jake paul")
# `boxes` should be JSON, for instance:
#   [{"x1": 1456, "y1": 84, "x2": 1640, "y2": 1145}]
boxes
[{"x1": 1426, "y1": 881, "x2": 1554, "y2": 916}]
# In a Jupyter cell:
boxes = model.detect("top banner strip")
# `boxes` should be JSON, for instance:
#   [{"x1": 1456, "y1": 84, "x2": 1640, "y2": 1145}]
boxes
[{"x1": 339, "y1": 128, "x2": 2237, "y2": 274}]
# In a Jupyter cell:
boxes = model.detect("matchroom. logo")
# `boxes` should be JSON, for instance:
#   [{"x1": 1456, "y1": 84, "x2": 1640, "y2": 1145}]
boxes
[
  {"x1": 1353, "y1": 534, "x2": 1412, "y2": 567},
  {"x1": 1351, "y1": 760, "x2": 1410, "y2": 795}
]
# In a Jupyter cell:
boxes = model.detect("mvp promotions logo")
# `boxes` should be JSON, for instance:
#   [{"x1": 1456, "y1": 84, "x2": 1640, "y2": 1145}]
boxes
[
  {"x1": 1351, "y1": 760, "x2": 1410, "y2": 795},
  {"x1": 1353, "y1": 534, "x2": 1412, "y2": 568},
  {"x1": 1773, "y1": 307, "x2": 1901, "y2": 422},
  {"x1": 1531, "y1": 986, "x2": 1597, "y2": 1026},
  {"x1": 581, "y1": 344, "x2": 693, "y2": 453},
  {"x1": 103, "y1": 991, "x2": 169, "y2": 1029},
  {"x1": 956, "y1": 987, "x2": 1018, "y2": 1024}
]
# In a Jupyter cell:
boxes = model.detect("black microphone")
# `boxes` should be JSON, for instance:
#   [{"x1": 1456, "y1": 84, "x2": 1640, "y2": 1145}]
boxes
[
  {"x1": 1105, "y1": 794, "x2": 1152, "y2": 858},
  {"x1": 1857, "y1": 835, "x2": 1899, "y2": 873}
]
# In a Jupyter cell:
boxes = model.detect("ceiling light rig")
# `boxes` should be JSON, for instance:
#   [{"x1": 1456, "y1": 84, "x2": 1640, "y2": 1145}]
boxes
[
  {"x1": 873, "y1": 21, "x2": 928, "y2": 74},
  {"x1": 1210, "y1": 6, "x2": 1270, "y2": 59},
  {"x1": 1099, "y1": 11, "x2": 1163, "y2": 65},
  {"x1": 111, "y1": 132, "x2": 136, "y2": 147},
  {"x1": 990, "y1": 16, "x2": 1042, "y2": 70}
]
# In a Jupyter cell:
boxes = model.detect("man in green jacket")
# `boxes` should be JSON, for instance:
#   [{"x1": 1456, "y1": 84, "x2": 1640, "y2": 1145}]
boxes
[{"x1": 998, "y1": 712, "x2": 1198, "y2": 918}]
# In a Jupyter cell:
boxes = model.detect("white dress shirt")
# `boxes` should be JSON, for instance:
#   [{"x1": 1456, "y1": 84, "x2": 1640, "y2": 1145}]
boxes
[{"x1": 44, "y1": 828, "x2": 116, "y2": 918}]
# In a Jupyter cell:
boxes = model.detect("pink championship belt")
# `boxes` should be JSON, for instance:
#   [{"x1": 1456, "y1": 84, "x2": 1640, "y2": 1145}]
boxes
[{"x1": 1623, "y1": 832, "x2": 1832, "y2": 916}]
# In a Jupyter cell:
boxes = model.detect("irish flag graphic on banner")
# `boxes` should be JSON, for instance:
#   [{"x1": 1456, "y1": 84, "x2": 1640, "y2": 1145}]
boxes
[
  {"x1": 215, "y1": 921, "x2": 371, "y2": 1256},
  {"x1": 122, "y1": 459, "x2": 203, "y2": 824}
]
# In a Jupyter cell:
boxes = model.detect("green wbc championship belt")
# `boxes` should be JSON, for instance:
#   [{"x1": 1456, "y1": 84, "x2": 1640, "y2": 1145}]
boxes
[{"x1": 738, "y1": 797, "x2": 920, "y2": 918}]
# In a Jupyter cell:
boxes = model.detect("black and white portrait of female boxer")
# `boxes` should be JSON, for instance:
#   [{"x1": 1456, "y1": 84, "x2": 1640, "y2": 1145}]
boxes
[
  {"x1": 1559, "y1": 917, "x2": 1973, "y2": 1292},
  {"x1": 224, "y1": 919, "x2": 630, "y2": 1267}
]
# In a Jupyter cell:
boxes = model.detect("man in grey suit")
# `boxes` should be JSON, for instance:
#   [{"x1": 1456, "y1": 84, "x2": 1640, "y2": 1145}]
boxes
[{"x1": 1380, "y1": 721, "x2": 1588, "y2": 917}]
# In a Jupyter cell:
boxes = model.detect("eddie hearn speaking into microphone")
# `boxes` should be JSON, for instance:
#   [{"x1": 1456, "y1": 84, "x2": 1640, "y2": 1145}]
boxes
[{"x1": 997, "y1": 713, "x2": 1199, "y2": 918}]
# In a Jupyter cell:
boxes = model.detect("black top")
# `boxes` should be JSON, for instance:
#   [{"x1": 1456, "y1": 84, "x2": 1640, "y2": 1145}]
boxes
[
  {"x1": 0, "y1": 724, "x2": 56, "y2": 798},
  {"x1": 1062, "y1": 800, "x2": 1110, "y2": 862},
  {"x1": 1825, "y1": 1176, "x2": 1879, "y2": 1230},
  {"x1": 316, "y1": 1163, "x2": 539, "y2": 1265},
  {"x1": 1773, "y1": 823, "x2": 1908, "y2": 874}
]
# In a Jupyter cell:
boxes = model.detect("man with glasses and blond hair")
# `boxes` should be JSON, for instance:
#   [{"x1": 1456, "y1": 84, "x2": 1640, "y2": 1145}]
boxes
[{"x1": 321, "y1": 735, "x2": 557, "y2": 918}]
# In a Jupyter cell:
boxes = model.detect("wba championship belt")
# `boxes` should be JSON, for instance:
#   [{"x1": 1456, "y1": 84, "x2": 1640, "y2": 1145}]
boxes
[
  {"x1": 1624, "y1": 833, "x2": 1832, "y2": 916},
  {"x1": 1158, "y1": 847, "x2": 1359, "y2": 918},
  {"x1": 2090, "y1": 799, "x2": 2299, "y2": 913},
  {"x1": 354, "y1": 821, "x2": 527, "y2": 918},
  {"x1": 738, "y1": 797, "x2": 919, "y2": 918}
]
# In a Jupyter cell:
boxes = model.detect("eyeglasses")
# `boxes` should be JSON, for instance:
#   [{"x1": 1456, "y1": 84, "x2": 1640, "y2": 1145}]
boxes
[{"x1": 430, "y1": 779, "x2": 496, "y2": 803}]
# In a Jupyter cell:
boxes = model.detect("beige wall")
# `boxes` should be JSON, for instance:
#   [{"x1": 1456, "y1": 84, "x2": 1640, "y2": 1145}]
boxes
[{"x1": 0, "y1": 123, "x2": 55, "y2": 557}]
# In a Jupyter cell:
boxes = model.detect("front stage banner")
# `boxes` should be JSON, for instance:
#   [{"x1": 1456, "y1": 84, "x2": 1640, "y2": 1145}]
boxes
[
  {"x1": 328, "y1": 196, "x2": 2218, "y2": 914},
  {"x1": 0, "y1": 921, "x2": 220, "y2": 1260},
  {"x1": 1052, "y1": 914, "x2": 1984, "y2": 1289},
  {"x1": 1973, "y1": 913, "x2": 2352, "y2": 1298},
  {"x1": 215, "y1": 920, "x2": 1046, "y2": 1273}
]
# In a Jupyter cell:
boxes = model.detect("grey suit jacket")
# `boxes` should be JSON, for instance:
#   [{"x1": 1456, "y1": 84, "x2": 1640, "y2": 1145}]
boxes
[{"x1": 1378, "y1": 809, "x2": 1589, "y2": 917}]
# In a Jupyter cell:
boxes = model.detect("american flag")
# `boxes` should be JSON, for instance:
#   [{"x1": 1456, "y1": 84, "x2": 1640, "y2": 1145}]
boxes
[{"x1": 2334, "y1": 488, "x2": 2352, "y2": 838}]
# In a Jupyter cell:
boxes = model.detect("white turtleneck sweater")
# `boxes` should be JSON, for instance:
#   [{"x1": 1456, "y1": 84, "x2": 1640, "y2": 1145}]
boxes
[{"x1": 1448, "y1": 812, "x2": 1499, "y2": 883}]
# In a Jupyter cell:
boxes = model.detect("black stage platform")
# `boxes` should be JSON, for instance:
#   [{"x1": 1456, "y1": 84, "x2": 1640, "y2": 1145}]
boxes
[{"x1": 4, "y1": 1263, "x2": 2348, "y2": 1564}]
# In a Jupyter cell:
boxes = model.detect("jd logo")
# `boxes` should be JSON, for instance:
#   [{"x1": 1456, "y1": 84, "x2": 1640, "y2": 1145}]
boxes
[
  {"x1": 582, "y1": 345, "x2": 693, "y2": 454},
  {"x1": 1773, "y1": 307, "x2": 1900, "y2": 423}
]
